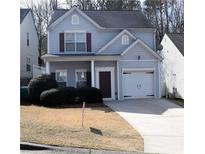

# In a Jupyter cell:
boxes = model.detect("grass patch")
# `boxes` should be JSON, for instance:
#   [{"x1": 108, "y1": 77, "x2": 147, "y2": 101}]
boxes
[
  {"x1": 21, "y1": 105, "x2": 143, "y2": 152},
  {"x1": 170, "y1": 98, "x2": 184, "y2": 107}
]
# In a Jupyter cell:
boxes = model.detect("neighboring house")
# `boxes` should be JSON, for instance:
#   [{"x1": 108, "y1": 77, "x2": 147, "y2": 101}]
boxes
[
  {"x1": 42, "y1": 7, "x2": 162, "y2": 100},
  {"x1": 20, "y1": 8, "x2": 39, "y2": 84},
  {"x1": 160, "y1": 33, "x2": 184, "y2": 99}
]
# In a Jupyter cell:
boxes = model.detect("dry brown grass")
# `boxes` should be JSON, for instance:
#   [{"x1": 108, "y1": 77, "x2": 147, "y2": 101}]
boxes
[{"x1": 21, "y1": 105, "x2": 143, "y2": 152}]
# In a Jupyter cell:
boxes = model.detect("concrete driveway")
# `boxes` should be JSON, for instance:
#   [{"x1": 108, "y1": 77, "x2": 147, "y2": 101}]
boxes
[{"x1": 105, "y1": 99, "x2": 184, "y2": 154}]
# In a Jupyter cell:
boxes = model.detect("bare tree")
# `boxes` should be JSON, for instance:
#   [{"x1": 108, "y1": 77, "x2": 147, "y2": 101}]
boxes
[
  {"x1": 164, "y1": 0, "x2": 169, "y2": 32},
  {"x1": 143, "y1": 0, "x2": 184, "y2": 42},
  {"x1": 169, "y1": 0, "x2": 184, "y2": 33}
]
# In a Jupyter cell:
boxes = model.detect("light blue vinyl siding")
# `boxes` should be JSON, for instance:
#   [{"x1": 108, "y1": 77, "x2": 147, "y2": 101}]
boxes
[
  {"x1": 121, "y1": 43, "x2": 157, "y2": 60},
  {"x1": 130, "y1": 30, "x2": 156, "y2": 51},
  {"x1": 50, "y1": 61, "x2": 90, "y2": 87},
  {"x1": 49, "y1": 10, "x2": 120, "y2": 54},
  {"x1": 100, "y1": 34, "x2": 135, "y2": 55},
  {"x1": 48, "y1": 10, "x2": 155, "y2": 54}
]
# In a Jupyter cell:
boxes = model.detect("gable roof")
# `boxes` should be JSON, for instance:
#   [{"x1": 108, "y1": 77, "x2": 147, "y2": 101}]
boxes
[
  {"x1": 20, "y1": 8, "x2": 30, "y2": 24},
  {"x1": 121, "y1": 39, "x2": 162, "y2": 60},
  {"x1": 97, "y1": 29, "x2": 136, "y2": 54},
  {"x1": 49, "y1": 8, "x2": 155, "y2": 29},
  {"x1": 167, "y1": 33, "x2": 184, "y2": 56}
]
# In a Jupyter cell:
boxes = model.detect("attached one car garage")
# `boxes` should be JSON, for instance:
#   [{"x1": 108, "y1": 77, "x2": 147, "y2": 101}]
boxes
[{"x1": 122, "y1": 68, "x2": 155, "y2": 99}]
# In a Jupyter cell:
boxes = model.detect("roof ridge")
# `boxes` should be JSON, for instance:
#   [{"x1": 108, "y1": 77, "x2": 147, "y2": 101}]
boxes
[
  {"x1": 54, "y1": 8, "x2": 69, "y2": 10},
  {"x1": 167, "y1": 33, "x2": 184, "y2": 34},
  {"x1": 84, "y1": 10, "x2": 141, "y2": 11},
  {"x1": 54, "y1": 9, "x2": 140, "y2": 12}
]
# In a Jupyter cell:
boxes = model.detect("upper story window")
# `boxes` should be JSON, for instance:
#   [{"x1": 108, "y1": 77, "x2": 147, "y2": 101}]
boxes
[
  {"x1": 27, "y1": 32, "x2": 29, "y2": 46},
  {"x1": 72, "y1": 14, "x2": 79, "y2": 25},
  {"x1": 65, "y1": 32, "x2": 86, "y2": 52},
  {"x1": 122, "y1": 35, "x2": 129, "y2": 45}
]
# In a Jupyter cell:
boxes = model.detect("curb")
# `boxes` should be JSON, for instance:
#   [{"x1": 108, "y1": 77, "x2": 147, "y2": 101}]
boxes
[{"x1": 20, "y1": 142, "x2": 157, "y2": 154}]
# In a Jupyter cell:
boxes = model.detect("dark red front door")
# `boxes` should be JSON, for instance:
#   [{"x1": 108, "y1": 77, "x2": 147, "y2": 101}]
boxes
[{"x1": 99, "y1": 71, "x2": 111, "y2": 98}]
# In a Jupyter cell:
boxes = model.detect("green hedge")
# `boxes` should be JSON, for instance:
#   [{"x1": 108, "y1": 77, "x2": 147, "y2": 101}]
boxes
[
  {"x1": 28, "y1": 75, "x2": 57, "y2": 103},
  {"x1": 40, "y1": 87, "x2": 77, "y2": 107},
  {"x1": 20, "y1": 86, "x2": 29, "y2": 102},
  {"x1": 78, "y1": 87, "x2": 103, "y2": 103}
]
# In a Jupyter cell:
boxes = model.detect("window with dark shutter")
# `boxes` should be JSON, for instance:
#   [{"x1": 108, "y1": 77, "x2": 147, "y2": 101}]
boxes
[
  {"x1": 59, "y1": 33, "x2": 64, "y2": 52},
  {"x1": 86, "y1": 33, "x2": 91, "y2": 52}
]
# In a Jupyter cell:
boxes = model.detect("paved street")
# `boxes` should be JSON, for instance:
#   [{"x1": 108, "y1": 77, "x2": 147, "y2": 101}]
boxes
[{"x1": 20, "y1": 143, "x2": 148, "y2": 154}]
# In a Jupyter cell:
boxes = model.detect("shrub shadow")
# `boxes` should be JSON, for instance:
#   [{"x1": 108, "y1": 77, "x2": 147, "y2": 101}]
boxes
[{"x1": 20, "y1": 144, "x2": 49, "y2": 150}]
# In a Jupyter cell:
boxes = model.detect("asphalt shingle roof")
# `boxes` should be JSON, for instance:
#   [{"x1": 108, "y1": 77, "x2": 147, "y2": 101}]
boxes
[
  {"x1": 20, "y1": 8, "x2": 30, "y2": 24},
  {"x1": 167, "y1": 33, "x2": 184, "y2": 56},
  {"x1": 49, "y1": 9, "x2": 155, "y2": 28}
]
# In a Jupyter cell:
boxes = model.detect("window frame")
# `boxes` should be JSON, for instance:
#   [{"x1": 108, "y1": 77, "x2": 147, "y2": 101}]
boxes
[
  {"x1": 26, "y1": 57, "x2": 31, "y2": 72},
  {"x1": 26, "y1": 64, "x2": 31, "y2": 72},
  {"x1": 75, "y1": 69, "x2": 87, "y2": 88},
  {"x1": 122, "y1": 34, "x2": 129, "y2": 45},
  {"x1": 55, "y1": 70, "x2": 67, "y2": 83},
  {"x1": 27, "y1": 32, "x2": 29, "y2": 46},
  {"x1": 71, "y1": 14, "x2": 79, "y2": 25},
  {"x1": 64, "y1": 31, "x2": 87, "y2": 52}
]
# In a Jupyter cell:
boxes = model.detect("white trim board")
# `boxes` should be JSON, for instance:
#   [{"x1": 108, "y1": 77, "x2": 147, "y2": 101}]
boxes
[
  {"x1": 122, "y1": 68, "x2": 155, "y2": 72},
  {"x1": 97, "y1": 29, "x2": 136, "y2": 54},
  {"x1": 121, "y1": 39, "x2": 162, "y2": 60},
  {"x1": 95, "y1": 67, "x2": 115, "y2": 100},
  {"x1": 42, "y1": 55, "x2": 120, "y2": 62},
  {"x1": 117, "y1": 61, "x2": 120, "y2": 100},
  {"x1": 120, "y1": 59, "x2": 158, "y2": 62}
]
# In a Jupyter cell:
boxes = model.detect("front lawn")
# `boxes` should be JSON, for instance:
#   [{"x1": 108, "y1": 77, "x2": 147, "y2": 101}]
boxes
[{"x1": 20, "y1": 105, "x2": 143, "y2": 152}]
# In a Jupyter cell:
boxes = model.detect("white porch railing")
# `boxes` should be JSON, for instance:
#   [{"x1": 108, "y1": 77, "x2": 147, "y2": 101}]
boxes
[{"x1": 33, "y1": 64, "x2": 46, "y2": 78}]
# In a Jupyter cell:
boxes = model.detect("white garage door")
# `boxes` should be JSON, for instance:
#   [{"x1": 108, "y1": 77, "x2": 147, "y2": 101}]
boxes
[{"x1": 122, "y1": 70, "x2": 154, "y2": 99}]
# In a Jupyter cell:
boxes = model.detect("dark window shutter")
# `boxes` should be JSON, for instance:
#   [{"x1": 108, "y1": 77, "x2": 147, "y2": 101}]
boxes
[
  {"x1": 86, "y1": 72, "x2": 91, "y2": 87},
  {"x1": 59, "y1": 33, "x2": 64, "y2": 52},
  {"x1": 86, "y1": 33, "x2": 91, "y2": 52}
]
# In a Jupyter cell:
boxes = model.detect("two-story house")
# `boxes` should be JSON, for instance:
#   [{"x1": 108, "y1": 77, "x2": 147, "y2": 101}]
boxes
[
  {"x1": 20, "y1": 8, "x2": 39, "y2": 85},
  {"x1": 42, "y1": 7, "x2": 162, "y2": 100}
]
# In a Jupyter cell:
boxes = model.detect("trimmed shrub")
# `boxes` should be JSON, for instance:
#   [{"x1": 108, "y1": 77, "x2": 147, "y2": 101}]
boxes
[
  {"x1": 20, "y1": 86, "x2": 29, "y2": 102},
  {"x1": 60, "y1": 87, "x2": 77, "y2": 103},
  {"x1": 40, "y1": 88, "x2": 65, "y2": 107},
  {"x1": 28, "y1": 75, "x2": 57, "y2": 103},
  {"x1": 78, "y1": 87, "x2": 103, "y2": 103},
  {"x1": 40, "y1": 87, "x2": 77, "y2": 107}
]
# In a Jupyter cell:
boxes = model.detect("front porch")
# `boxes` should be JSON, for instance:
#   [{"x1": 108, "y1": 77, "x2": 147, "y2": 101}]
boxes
[{"x1": 42, "y1": 54, "x2": 120, "y2": 100}]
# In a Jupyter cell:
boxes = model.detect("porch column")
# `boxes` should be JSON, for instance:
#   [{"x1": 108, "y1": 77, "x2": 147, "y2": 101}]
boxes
[
  {"x1": 158, "y1": 61, "x2": 161, "y2": 98},
  {"x1": 91, "y1": 60, "x2": 95, "y2": 87},
  {"x1": 117, "y1": 60, "x2": 120, "y2": 100},
  {"x1": 46, "y1": 61, "x2": 50, "y2": 74}
]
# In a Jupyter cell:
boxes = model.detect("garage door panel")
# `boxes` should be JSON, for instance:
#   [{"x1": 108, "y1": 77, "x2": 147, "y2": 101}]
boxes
[{"x1": 122, "y1": 71, "x2": 154, "y2": 98}]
